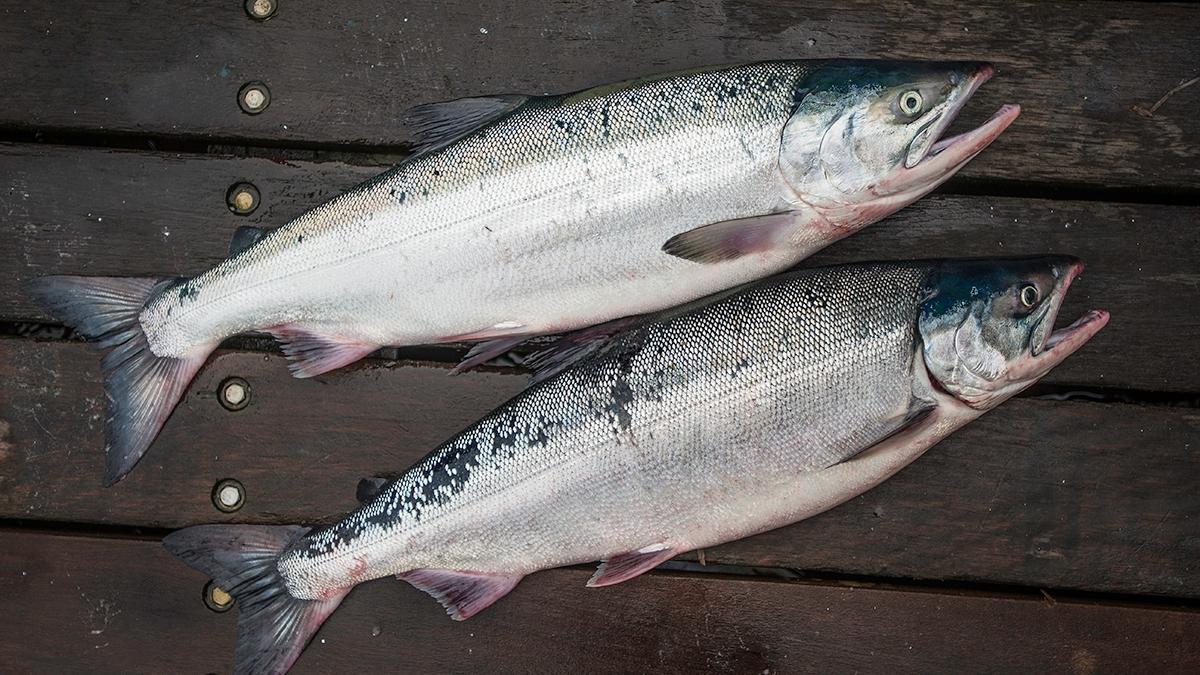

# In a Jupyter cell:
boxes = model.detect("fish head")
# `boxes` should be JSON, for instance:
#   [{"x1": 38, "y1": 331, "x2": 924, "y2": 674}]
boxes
[
  {"x1": 779, "y1": 61, "x2": 1019, "y2": 227},
  {"x1": 918, "y1": 256, "x2": 1109, "y2": 410}
]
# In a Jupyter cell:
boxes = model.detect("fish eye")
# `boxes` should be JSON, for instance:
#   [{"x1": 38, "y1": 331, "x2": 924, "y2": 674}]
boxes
[
  {"x1": 898, "y1": 90, "x2": 924, "y2": 116},
  {"x1": 1019, "y1": 285, "x2": 1040, "y2": 308}
]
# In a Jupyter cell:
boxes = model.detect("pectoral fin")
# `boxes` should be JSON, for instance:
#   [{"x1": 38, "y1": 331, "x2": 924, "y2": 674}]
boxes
[
  {"x1": 824, "y1": 398, "x2": 938, "y2": 470},
  {"x1": 662, "y1": 212, "x2": 798, "y2": 264}
]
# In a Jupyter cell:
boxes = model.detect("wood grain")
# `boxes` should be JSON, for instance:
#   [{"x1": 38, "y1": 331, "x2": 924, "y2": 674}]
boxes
[
  {"x1": 3, "y1": 143, "x2": 1197, "y2": 392},
  {"x1": 2, "y1": 530, "x2": 1198, "y2": 674},
  {"x1": 0, "y1": 1, "x2": 1197, "y2": 190},
  {"x1": 2, "y1": 339, "x2": 1197, "y2": 599}
]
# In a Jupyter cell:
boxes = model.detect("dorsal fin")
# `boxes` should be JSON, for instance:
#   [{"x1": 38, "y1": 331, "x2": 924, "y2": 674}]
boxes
[
  {"x1": 404, "y1": 94, "x2": 531, "y2": 154},
  {"x1": 228, "y1": 225, "x2": 269, "y2": 257},
  {"x1": 516, "y1": 315, "x2": 648, "y2": 385},
  {"x1": 516, "y1": 281, "x2": 760, "y2": 386}
]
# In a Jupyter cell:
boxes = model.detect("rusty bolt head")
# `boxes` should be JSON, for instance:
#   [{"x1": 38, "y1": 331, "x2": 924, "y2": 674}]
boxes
[
  {"x1": 245, "y1": 0, "x2": 277, "y2": 21},
  {"x1": 226, "y1": 183, "x2": 260, "y2": 215},
  {"x1": 203, "y1": 579, "x2": 235, "y2": 612},
  {"x1": 212, "y1": 478, "x2": 246, "y2": 513},
  {"x1": 238, "y1": 81, "x2": 271, "y2": 114}
]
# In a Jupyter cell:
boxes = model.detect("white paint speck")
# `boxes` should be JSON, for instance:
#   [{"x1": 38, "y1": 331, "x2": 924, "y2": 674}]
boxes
[{"x1": 479, "y1": 27, "x2": 488, "y2": 34}]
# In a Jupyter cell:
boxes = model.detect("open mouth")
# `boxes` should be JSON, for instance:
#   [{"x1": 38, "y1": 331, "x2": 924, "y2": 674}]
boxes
[
  {"x1": 1033, "y1": 261, "x2": 1109, "y2": 361},
  {"x1": 905, "y1": 64, "x2": 1021, "y2": 172}
]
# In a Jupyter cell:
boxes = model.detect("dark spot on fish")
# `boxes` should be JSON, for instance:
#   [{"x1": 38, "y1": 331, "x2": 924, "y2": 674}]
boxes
[
  {"x1": 692, "y1": 101, "x2": 703, "y2": 113},
  {"x1": 739, "y1": 137, "x2": 756, "y2": 161},
  {"x1": 176, "y1": 280, "x2": 199, "y2": 304},
  {"x1": 421, "y1": 188, "x2": 429, "y2": 197},
  {"x1": 607, "y1": 380, "x2": 635, "y2": 432},
  {"x1": 432, "y1": 169, "x2": 441, "y2": 177},
  {"x1": 398, "y1": 191, "x2": 407, "y2": 204},
  {"x1": 600, "y1": 106, "x2": 611, "y2": 138},
  {"x1": 297, "y1": 235, "x2": 304, "y2": 243}
]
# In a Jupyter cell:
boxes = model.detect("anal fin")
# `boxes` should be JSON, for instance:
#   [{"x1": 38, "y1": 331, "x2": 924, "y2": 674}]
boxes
[
  {"x1": 264, "y1": 325, "x2": 380, "y2": 378},
  {"x1": 662, "y1": 212, "x2": 799, "y2": 264},
  {"x1": 588, "y1": 543, "x2": 677, "y2": 587},
  {"x1": 398, "y1": 569, "x2": 524, "y2": 621}
]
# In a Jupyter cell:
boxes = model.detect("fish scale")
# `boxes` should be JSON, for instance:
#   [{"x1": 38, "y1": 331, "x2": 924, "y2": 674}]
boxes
[{"x1": 280, "y1": 262, "x2": 931, "y2": 598}]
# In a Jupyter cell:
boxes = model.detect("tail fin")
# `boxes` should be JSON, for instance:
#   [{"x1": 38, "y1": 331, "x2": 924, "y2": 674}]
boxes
[
  {"x1": 22, "y1": 275, "x2": 212, "y2": 485},
  {"x1": 164, "y1": 525, "x2": 350, "y2": 675}
]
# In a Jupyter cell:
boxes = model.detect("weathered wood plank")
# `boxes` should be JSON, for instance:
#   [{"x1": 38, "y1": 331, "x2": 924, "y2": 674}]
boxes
[
  {"x1": 0, "y1": 1, "x2": 1197, "y2": 190},
  {"x1": 2, "y1": 340, "x2": 1197, "y2": 599},
  {"x1": 3, "y1": 143, "x2": 1196, "y2": 391},
  {"x1": 2, "y1": 530, "x2": 1198, "y2": 674}
]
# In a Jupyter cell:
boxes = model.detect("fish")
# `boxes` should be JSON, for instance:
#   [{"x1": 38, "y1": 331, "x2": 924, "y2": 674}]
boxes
[
  {"x1": 24, "y1": 59, "x2": 1018, "y2": 484},
  {"x1": 164, "y1": 256, "x2": 1107, "y2": 674}
]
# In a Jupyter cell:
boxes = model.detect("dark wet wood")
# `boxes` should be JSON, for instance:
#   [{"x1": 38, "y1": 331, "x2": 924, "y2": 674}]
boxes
[
  {"x1": 3, "y1": 143, "x2": 1197, "y2": 392},
  {"x1": 1, "y1": 2, "x2": 1198, "y2": 191},
  {"x1": 3, "y1": 339, "x2": 1197, "y2": 600},
  {"x1": 2, "y1": 530, "x2": 1198, "y2": 674}
]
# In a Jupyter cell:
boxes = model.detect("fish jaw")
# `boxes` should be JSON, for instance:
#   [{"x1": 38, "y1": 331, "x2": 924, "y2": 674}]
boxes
[
  {"x1": 846, "y1": 103, "x2": 1021, "y2": 226},
  {"x1": 897, "y1": 102, "x2": 1022, "y2": 186}
]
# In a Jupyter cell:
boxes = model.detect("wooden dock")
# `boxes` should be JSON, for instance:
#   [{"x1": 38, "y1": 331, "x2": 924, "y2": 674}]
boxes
[{"x1": 2, "y1": 1, "x2": 1198, "y2": 672}]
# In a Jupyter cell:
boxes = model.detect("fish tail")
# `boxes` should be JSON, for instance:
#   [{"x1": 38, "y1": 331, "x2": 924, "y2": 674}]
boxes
[
  {"x1": 22, "y1": 275, "x2": 213, "y2": 485},
  {"x1": 164, "y1": 525, "x2": 350, "y2": 675}
]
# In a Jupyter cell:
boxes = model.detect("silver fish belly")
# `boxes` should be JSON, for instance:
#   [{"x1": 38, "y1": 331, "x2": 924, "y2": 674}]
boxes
[{"x1": 281, "y1": 263, "x2": 937, "y2": 597}]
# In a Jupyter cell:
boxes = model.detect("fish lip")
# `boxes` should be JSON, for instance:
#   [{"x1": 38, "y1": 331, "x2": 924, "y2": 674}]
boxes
[{"x1": 903, "y1": 64, "x2": 1018, "y2": 173}]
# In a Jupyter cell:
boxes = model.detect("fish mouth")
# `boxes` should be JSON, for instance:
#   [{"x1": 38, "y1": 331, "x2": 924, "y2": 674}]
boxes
[
  {"x1": 1016, "y1": 260, "x2": 1109, "y2": 378},
  {"x1": 902, "y1": 64, "x2": 1020, "y2": 174}
]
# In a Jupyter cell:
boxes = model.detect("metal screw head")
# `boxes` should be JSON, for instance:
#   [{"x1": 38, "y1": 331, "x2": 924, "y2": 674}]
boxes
[
  {"x1": 244, "y1": 0, "x2": 277, "y2": 21},
  {"x1": 212, "y1": 478, "x2": 246, "y2": 513},
  {"x1": 226, "y1": 183, "x2": 260, "y2": 215},
  {"x1": 238, "y1": 81, "x2": 271, "y2": 114},
  {"x1": 218, "y1": 377, "x2": 251, "y2": 411},
  {"x1": 203, "y1": 579, "x2": 235, "y2": 612}
]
